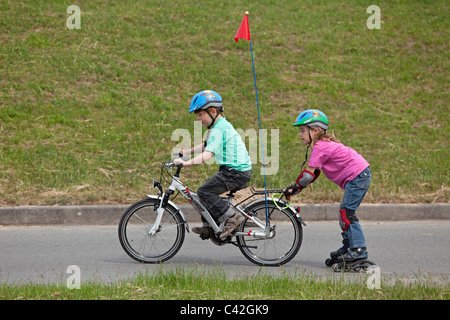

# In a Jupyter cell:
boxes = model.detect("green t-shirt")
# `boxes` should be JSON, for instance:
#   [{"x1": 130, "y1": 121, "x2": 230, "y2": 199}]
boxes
[{"x1": 205, "y1": 117, "x2": 252, "y2": 172}]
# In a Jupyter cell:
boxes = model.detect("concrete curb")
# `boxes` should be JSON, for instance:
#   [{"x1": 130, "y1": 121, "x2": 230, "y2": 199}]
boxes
[
  {"x1": 297, "y1": 203, "x2": 450, "y2": 221},
  {"x1": 0, "y1": 203, "x2": 448, "y2": 226}
]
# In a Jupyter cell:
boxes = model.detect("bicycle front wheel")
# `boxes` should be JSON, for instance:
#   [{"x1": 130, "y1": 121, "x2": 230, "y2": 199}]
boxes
[
  {"x1": 236, "y1": 200, "x2": 303, "y2": 266},
  {"x1": 118, "y1": 198, "x2": 185, "y2": 263}
]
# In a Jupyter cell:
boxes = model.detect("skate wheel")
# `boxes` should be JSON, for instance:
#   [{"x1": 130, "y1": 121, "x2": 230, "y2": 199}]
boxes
[
  {"x1": 360, "y1": 260, "x2": 377, "y2": 272},
  {"x1": 325, "y1": 258, "x2": 333, "y2": 267},
  {"x1": 332, "y1": 263, "x2": 342, "y2": 272},
  {"x1": 365, "y1": 260, "x2": 376, "y2": 266}
]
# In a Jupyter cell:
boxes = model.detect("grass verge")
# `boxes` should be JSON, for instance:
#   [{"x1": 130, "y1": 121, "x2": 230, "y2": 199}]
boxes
[{"x1": 1, "y1": 267, "x2": 448, "y2": 300}]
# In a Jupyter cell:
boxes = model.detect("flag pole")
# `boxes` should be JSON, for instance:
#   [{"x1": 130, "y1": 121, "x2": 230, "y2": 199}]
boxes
[
  {"x1": 250, "y1": 39, "x2": 270, "y2": 231},
  {"x1": 236, "y1": 11, "x2": 270, "y2": 230}
]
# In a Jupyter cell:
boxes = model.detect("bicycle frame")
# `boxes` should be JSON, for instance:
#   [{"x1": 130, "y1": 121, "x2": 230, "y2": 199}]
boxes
[{"x1": 149, "y1": 161, "x2": 271, "y2": 239}]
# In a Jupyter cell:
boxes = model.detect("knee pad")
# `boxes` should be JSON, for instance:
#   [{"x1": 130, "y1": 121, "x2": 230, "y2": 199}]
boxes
[{"x1": 339, "y1": 209, "x2": 359, "y2": 231}]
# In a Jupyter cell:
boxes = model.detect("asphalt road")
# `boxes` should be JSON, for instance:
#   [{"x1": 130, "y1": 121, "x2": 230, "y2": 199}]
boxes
[{"x1": 0, "y1": 221, "x2": 449, "y2": 285}]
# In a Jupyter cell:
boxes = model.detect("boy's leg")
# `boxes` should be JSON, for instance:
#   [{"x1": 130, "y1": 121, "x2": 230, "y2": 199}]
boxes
[
  {"x1": 217, "y1": 169, "x2": 252, "y2": 239},
  {"x1": 197, "y1": 168, "x2": 251, "y2": 224},
  {"x1": 197, "y1": 172, "x2": 232, "y2": 224}
]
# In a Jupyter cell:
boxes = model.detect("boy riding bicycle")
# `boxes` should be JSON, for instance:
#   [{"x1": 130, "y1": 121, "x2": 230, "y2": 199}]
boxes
[{"x1": 174, "y1": 90, "x2": 252, "y2": 240}]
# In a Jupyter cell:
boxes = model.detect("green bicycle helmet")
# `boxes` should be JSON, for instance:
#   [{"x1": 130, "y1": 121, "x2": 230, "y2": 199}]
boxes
[{"x1": 293, "y1": 109, "x2": 328, "y2": 130}]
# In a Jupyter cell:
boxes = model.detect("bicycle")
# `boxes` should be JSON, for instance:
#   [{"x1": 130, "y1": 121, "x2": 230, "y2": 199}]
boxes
[{"x1": 118, "y1": 154, "x2": 306, "y2": 266}]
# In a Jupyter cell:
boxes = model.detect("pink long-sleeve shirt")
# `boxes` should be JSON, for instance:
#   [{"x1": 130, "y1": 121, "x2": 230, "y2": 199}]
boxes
[{"x1": 308, "y1": 140, "x2": 369, "y2": 189}]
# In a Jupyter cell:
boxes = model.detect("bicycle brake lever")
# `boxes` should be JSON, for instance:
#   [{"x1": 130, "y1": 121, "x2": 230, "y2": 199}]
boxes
[
  {"x1": 170, "y1": 153, "x2": 189, "y2": 162},
  {"x1": 170, "y1": 152, "x2": 184, "y2": 158}
]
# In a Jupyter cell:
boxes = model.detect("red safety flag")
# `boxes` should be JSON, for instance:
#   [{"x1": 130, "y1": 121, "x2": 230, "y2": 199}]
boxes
[{"x1": 234, "y1": 12, "x2": 251, "y2": 42}]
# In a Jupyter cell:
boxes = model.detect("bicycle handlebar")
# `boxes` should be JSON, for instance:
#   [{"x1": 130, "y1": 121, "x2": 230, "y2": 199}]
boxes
[{"x1": 164, "y1": 152, "x2": 185, "y2": 177}]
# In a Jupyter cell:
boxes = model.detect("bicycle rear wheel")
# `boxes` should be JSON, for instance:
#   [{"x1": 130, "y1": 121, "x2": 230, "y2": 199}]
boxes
[
  {"x1": 118, "y1": 198, "x2": 185, "y2": 263},
  {"x1": 236, "y1": 200, "x2": 302, "y2": 266}
]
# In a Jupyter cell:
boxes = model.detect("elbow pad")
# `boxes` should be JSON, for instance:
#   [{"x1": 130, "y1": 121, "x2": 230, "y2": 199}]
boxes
[{"x1": 296, "y1": 169, "x2": 318, "y2": 188}]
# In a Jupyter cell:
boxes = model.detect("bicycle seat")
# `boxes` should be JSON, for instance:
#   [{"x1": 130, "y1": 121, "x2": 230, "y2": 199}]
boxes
[{"x1": 226, "y1": 183, "x2": 248, "y2": 197}]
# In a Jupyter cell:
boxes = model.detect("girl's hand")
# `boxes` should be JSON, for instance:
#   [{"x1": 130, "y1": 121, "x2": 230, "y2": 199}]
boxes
[{"x1": 283, "y1": 184, "x2": 301, "y2": 196}]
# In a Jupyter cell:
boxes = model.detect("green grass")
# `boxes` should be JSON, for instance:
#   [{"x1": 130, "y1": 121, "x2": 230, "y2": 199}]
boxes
[
  {"x1": 0, "y1": 0, "x2": 448, "y2": 205},
  {"x1": 1, "y1": 267, "x2": 448, "y2": 300}
]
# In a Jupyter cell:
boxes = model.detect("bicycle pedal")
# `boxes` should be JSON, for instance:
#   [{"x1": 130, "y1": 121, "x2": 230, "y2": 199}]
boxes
[{"x1": 200, "y1": 234, "x2": 210, "y2": 240}]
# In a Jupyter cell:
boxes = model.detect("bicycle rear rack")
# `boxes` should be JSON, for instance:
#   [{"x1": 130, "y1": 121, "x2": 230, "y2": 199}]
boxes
[
  {"x1": 250, "y1": 187, "x2": 284, "y2": 195},
  {"x1": 232, "y1": 187, "x2": 285, "y2": 207}
]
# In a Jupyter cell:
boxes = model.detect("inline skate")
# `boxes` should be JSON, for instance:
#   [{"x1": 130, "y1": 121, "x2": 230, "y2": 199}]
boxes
[{"x1": 326, "y1": 247, "x2": 376, "y2": 272}]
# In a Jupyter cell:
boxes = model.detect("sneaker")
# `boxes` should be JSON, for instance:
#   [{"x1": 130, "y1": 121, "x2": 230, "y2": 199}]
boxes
[
  {"x1": 192, "y1": 226, "x2": 209, "y2": 236},
  {"x1": 220, "y1": 213, "x2": 245, "y2": 240}
]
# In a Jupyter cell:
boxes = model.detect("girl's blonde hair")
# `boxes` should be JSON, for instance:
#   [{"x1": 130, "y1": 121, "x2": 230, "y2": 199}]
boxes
[{"x1": 309, "y1": 126, "x2": 340, "y2": 146}]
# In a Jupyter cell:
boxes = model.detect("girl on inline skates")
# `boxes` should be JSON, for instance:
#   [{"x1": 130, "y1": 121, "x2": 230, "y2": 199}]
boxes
[{"x1": 284, "y1": 109, "x2": 372, "y2": 265}]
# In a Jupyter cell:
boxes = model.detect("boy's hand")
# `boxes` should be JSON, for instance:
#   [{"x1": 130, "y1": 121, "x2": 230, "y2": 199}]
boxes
[{"x1": 173, "y1": 158, "x2": 185, "y2": 167}]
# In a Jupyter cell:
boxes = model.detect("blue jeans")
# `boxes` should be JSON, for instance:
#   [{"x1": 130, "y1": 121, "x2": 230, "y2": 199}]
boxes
[{"x1": 340, "y1": 167, "x2": 371, "y2": 249}]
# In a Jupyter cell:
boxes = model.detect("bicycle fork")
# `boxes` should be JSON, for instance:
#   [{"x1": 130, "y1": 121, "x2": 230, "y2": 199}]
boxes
[
  {"x1": 147, "y1": 203, "x2": 165, "y2": 236},
  {"x1": 146, "y1": 179, "x2": 189, "y2": 236}
]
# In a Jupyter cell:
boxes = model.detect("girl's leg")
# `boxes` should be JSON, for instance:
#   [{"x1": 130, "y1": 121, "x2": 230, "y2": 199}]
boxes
[{"x1": 339, "y1": 168, "x2": 371, "y2": 250}]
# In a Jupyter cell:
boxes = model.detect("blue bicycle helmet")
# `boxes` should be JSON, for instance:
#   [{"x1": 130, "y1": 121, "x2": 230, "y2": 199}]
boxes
[
  {"x1": 189, "y1": 90, "x2": 223, "y2": 113},
  {"x1": 293, "y1": 109, "x2": 329, "y2": 130}
]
